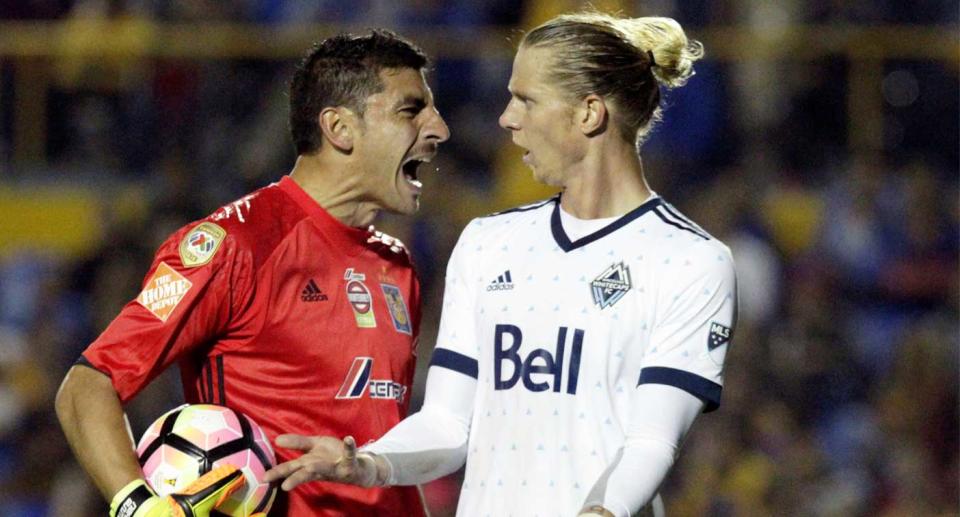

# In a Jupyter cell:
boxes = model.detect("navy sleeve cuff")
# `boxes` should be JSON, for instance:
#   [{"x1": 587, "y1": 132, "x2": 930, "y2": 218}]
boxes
[
  {"x1": 638, "y1": 366, "x2": 722, "y2": 412},
  {"x1": 430, "y1": 348, "x2": 479, "y2": 379}
]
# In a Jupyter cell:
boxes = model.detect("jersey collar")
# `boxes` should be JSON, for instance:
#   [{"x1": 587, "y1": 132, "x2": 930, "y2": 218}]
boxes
[
  {"x1": 278, "y1": 175, "x2": 372, "y2": 252},
  {"x1": 550, "y1": 194, "x2": 663, "y2": 252}
]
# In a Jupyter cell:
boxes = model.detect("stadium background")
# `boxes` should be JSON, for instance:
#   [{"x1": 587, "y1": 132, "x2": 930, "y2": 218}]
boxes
[{"x1": 0, "y1": 1, "x2": 956, "y2": 515}]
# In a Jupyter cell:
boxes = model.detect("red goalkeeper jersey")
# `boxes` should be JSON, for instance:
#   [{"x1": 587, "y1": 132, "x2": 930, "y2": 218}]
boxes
[{"x1": 82, "y1": 176, "x2": 426, "y2": 517}]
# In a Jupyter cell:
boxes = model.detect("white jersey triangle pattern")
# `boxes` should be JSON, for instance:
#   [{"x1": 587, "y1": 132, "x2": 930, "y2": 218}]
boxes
[{"x1": 433, "y1": 197, "x2": 736, "y2": 516}]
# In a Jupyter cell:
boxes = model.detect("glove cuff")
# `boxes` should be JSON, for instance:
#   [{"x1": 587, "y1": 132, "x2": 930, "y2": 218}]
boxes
[{"x1": 109, "y1": 479, "x2": 157, "y2": 517}]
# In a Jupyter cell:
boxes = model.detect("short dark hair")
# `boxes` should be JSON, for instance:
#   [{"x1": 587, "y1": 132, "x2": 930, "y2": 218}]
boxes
[{"x1": 289, "y1": 30, "x2": 428, "y2": 155}]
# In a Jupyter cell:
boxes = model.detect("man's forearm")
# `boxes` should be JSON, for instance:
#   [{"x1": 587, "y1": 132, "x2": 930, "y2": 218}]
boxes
[
  {"x1": 362, "y1": 366, "x2": 474, "y2": 485},
  {"x1": 364, "y1": 404, "x2": 469, "y2": 485},
  {"x1": 55, "y1": 364, "x2": 143, "y2": 500},
  {"x1": 581, "y1": 438, "x2": 676, "y2": 516},
  {"x1": 264, "y1": 365, "x2": 476, "y2": 490},
  {"x1": 582, "y1": 384, "x2": 705, "y2": 515}
]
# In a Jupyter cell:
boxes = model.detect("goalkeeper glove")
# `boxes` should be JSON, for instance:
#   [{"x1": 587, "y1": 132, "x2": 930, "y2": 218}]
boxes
[{"x1": 109, "y1": 464, "x2": 254, "y2": 517}]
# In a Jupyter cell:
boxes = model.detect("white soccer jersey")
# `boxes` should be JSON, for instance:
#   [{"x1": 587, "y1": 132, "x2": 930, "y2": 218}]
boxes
[{"x1": 430, "y1": 194, "x2": 737, "y2": 517}]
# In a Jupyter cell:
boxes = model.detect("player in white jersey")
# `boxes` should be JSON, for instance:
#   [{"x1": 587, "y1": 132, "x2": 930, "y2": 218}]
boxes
[{"x1": 265, "y1": 12, "x2": 737, "y2": 517}]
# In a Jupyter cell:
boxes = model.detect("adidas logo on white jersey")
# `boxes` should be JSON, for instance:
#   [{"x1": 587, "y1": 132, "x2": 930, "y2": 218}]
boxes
[{"x1": 487, "y1": 270, "x2": 515, "y2": 291}]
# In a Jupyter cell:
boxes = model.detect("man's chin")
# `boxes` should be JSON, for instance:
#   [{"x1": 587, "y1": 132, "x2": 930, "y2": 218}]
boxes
[
  {"x1": 532, "y1": 168, "x2": 560, "y2": 187},
  {"x1": 398, "y1": 202, "x2": 419, "y2": 215},
  {"x1": 385, "y1": 197, "x2": 419, "y2": 216},
  {"x1": 409, "y1": 196, "x2": 421, "y2": 214}
]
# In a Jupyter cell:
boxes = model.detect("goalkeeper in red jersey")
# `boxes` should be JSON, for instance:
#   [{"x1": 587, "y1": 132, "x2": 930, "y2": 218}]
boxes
[{"x1": 54, "y1": 29, "x2": 449, "y2": 517}]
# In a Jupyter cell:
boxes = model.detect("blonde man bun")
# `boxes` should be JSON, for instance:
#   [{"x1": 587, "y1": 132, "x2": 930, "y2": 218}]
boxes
[{"x1": 613, "y1": 16, "x2": 704, "y2": 88}]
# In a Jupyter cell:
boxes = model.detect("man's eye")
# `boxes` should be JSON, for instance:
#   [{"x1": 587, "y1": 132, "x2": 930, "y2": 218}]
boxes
[{"x1": 400, "y1": 107, "x2": 420, "y2": 116}]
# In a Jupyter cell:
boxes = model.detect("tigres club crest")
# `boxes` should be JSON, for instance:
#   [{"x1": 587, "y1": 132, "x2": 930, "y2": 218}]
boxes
[
  {"x1": 380, "y1": 283, "x2": 412, "y2": 335},
  {"x1": 344, "y1": 268, "x2": 376, "y2": 328},
  {"x1": 590, "y1": 262, "x2": 632, "y2": 309}
]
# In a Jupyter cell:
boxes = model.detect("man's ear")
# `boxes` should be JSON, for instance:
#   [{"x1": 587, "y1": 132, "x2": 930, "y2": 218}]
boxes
[
  {"x1": 578, "y1": 94, "x2": 608, "y2": 136},
  {"x1": 319, "y1": 107, "x2": 356, "y2": 152}
]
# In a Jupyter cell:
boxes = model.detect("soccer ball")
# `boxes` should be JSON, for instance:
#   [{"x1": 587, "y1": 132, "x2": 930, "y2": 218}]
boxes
[{"x1": 136, "y1": 404, "x2": 277, "y2": 516}]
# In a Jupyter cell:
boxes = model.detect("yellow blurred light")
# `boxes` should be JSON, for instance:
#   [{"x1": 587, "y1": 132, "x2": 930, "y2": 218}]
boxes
[{"x1": 0, "y1": 186, "x2": 102, "y2": 259}]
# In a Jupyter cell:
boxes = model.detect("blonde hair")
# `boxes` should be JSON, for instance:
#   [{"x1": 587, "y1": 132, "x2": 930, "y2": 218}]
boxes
[{"x1": 522, "y1": 12, "x2": 704, "y2": 147}]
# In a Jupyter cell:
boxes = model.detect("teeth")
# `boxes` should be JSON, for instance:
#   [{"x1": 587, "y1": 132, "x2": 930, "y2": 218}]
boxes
[{"x1": 401, "y1": 157, "x2": 430, "y2": 189}]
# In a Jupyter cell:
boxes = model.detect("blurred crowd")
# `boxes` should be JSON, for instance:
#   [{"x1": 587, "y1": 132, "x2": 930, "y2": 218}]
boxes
[{"x1": 0, "y1": 1, "x2": 957, "y2": 516}]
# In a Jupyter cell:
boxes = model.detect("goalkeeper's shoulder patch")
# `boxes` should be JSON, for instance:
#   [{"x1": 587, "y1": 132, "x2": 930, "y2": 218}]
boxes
[
  {"x1": 136, "y1": 262, "x2": 193, "y2": 323},
  {"x1": 179, "y1": 222, "x2": 227, "y2": 268}
]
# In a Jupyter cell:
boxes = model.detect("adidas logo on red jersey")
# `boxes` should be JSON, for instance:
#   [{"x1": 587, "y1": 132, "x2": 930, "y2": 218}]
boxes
[{"x1": 301, "y1": 279, "x2": 328, "y2": 302}]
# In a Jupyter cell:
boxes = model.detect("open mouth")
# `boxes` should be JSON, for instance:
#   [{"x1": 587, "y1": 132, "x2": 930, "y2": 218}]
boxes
[{"x1": 401, "y1": 158, "x2": 426, "y2": 189}]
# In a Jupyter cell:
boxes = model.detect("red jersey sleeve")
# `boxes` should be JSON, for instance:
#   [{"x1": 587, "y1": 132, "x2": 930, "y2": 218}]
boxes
[{"x1": 82, "y1": 221, "x2": 251, "y2": 403}]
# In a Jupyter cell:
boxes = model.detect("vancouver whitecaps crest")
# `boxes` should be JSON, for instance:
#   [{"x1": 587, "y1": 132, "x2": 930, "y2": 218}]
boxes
[{"x1": 590, "y1": 262, "x2": 632, "y2": 309}]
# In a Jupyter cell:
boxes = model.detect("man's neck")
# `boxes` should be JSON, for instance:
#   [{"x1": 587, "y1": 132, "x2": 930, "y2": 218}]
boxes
[
  {"x1": 559, "y1": 140, "x2": 652, "y2": 219},
  {"x1": 288, "y1": 153, "x2": 380, "y2": 228}
]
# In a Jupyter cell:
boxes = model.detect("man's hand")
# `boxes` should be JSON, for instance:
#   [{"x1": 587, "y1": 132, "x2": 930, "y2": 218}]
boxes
[
  {"x1": 109, "y1": 465, "x2": 253, "y2": 517},
  {"x1": 264, "y1": 435, "x2": 388, "y2": 491}
]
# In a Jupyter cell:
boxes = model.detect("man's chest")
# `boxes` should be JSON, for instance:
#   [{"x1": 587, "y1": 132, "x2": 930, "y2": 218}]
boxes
[
  {"x1": 469, "y1": 246, "x2": 656, "y2": 392},
  {"x1": 229, "y1": 251, "x2": 418, "y2": 386}
]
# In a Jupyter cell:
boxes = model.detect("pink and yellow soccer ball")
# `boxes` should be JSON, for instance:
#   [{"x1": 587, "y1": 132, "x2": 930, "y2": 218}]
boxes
[{"x1": 136, "y1": 404, "x2": 277, "y2": 516}]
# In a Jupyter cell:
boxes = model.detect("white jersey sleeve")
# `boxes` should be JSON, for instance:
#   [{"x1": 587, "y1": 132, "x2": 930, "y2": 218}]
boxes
[
  {"x1": 640, "y1": 242, "x2": 737, "y2": 411},
  {"x1": 429, "y1": 220, "x2": 482, "y2": 378},
  {"x1": 363, "y1": 366, "x2": 474, "y2": 485},
  {"x1": 582, "y1": 384, "x2": 704, "y2": 516},
  {"x1": 362, "y1": 223, "x2": 482, "y2": 484}
]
